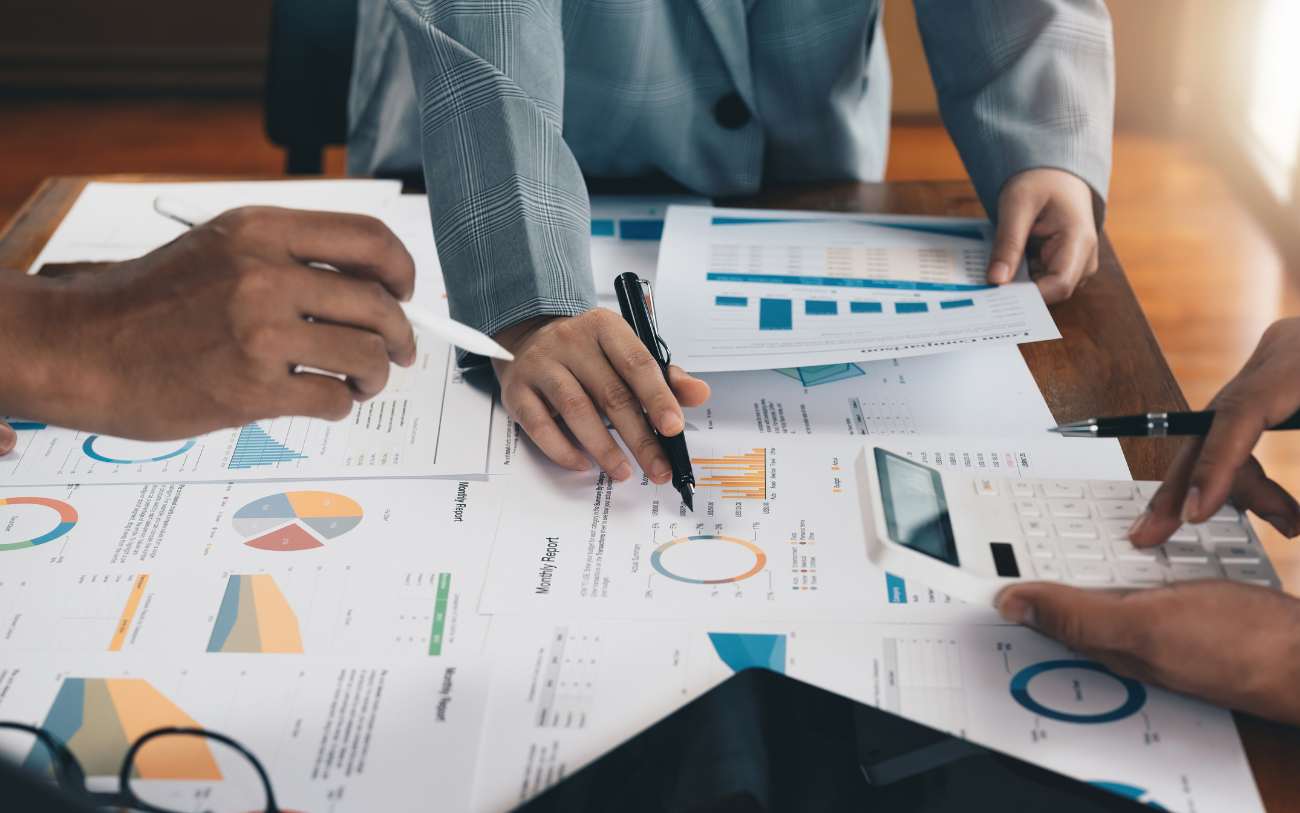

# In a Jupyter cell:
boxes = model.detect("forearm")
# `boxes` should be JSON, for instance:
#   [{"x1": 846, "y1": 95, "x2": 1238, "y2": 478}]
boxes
[
  {"x1": 915, "y1": 0, "x2": 1114, "y2": 222},
  {"x1": 0, "y1": 274, "x2": 81, "y2": 422},
  {"x1": 389, "y1": 0, "x2": 596, "y2": 346}
]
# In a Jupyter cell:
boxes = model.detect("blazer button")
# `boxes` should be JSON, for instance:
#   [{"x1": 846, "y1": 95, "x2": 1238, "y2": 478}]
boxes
[{"x1": 713, "y1": 92, "x2": 751, "y2": 129}]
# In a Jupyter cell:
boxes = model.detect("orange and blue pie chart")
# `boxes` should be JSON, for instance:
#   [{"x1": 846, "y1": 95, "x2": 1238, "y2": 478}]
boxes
[
  {"x1": 0, "y1": 496, "x2": 79, "y2": 552},
  {"x1": 232, "y1": 491, "x2": 363, "y2": 552}
]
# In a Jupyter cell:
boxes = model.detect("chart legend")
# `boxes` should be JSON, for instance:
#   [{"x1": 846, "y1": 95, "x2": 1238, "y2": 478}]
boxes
[{"x1": 207, "y1": 574, "x2": 304, "y2": 653}]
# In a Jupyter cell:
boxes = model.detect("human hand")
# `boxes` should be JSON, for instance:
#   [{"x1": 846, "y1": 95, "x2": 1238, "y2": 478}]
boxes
[
  {"x1": 492, "y1": 310, "x2": 711, "y2": 481},
  {"x1": 0, "y1": 419, "x2": 13, "y2": 455},
  {"x1": 997, "y1": 580, "x2": 1300, "y2": 725},
  {"x1": 1129, "y1": 318, "x2": 1300, "y2": 547},
  {"x1": 5, "y1": 207, "x2": 417, "y2": 440},
  {"x1": 986, "y1": 168, "x2": 1099, "y2": 303}
]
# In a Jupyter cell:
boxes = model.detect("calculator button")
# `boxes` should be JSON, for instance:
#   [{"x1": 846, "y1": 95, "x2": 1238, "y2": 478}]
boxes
[
  {"x1": 1102, "y1": 520, "x2": 1135, "y2": 541},
  {"x1": 1060, "y1": 539, "x2": 1106, "y2": 560},
  {"x1": 1168, "y1": 561, "x2": 1222, "y2": 582},
  {"x1": 1117, "y1": 561, "x2": 1166, "y2": 585},
  {"x1": 1067, "y1": 560, "x2": 1114, "y2": 583},
  {"x1": 1032, "y1": 559, "x2": 1066, "y2": 580},
  {"x1": 1026, "y1": 538, "x2": 1057, "y2": 558},
  {"x1": 1047, "y1": 500, "x2": 1090, "y2": 518},
  {"x1": 974, "y1": 478, "x2": 999, "y2": 496},
  {"x1": 1010, "y1": 481, "x2": 1036, "y2": 498},
  {"x1": 1162, "y1": 540, "x2": 1209, "y2": 564},
  {"x1": 1089, "y1": 482, "x2": 1135, "y2": 500},
  {"x1": 1109, "y1": 539, "x2": 1159, "y2": 561},
  {"x1": 1168, "y1": 525, "x2": 1199, "y2": 543},
  {"x1": 1210, "y1": 505, "x2": 1241, "y2": 522},
  {"x1": 1095, "y1": 501, "x2": 1141, "y2": 520},
  {"x1": 1054, "y1": 520, "x2": 1098, "y2": 539},
  {"x1": 1021, "y1": 519, "x2": 1049, "y2": 537},
  {"x1": 1214, "y1": 544, "x2": 1262, "y2": 565},
  {"x1": 1201, "y1": 522, "x2": 1248, "y2": 544},
  {"x1": 1039, "y1": 481, "x2": 1085, "y2": 499},
  {"x1": 1014, "y1": 500, "x2": 1042, "y2": 517},
  {"x1": 1136, "y1": 482, "x2": 1160, "y2": 499},
  {"x1": 1222, "y1": 563, "x2": 1274, "y2": 586}
]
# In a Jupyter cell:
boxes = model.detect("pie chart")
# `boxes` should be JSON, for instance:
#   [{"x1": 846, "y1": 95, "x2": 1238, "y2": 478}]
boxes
[
  {"x1": 0, "y1": 497, "x2": 78, "y2": 552},
  {"x1": 232, "y1": 491, "x2": 362, "y2": 552}
]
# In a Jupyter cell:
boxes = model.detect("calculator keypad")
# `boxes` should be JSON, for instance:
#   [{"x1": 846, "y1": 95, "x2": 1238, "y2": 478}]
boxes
[{"x1": 994, "y1": 478, "x2": 1279, "y2": 589}]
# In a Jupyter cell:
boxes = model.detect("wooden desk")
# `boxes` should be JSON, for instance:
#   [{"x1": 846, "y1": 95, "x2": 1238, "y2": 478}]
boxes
[{"x1": 3, "y1": 175, "x2": 1300, "y2": 809}]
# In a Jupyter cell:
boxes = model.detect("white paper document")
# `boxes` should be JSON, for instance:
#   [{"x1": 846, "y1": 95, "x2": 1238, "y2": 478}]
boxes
[
  {"x1": 27, "y1": 180, "x2": 404, "y2": 272},
  {"x1": 470, "y1": 616, "x2": 1263, "y2": 813},
  {"x1": 654, "y1": 206, "x2": 1061, "y2": 372},
  {"x1": 1, "y1": 344, "x2": 492, "y2": 485}
]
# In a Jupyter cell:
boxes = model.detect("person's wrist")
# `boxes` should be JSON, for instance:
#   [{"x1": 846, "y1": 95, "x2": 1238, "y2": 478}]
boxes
[{"x1": 493, "y1": 315, "x2": 561, "y2": 353}]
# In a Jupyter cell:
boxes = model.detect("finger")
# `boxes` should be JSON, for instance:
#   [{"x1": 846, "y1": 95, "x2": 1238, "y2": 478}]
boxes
[
  {"x1": 537, "y1": 369, "x2": 632, "y2": 480},
  {"x1": 286, "y1": 322, "x2": 394, "y2": 400},
  {"x1": 216, "y1": 207, "x2": 417, "y2": 301},
  {"x1": 506, "y1": 387, "x2": 589, "y2": 472},
  {"x1": 574, "y1": 355, "x2": 671, "y2": 484},
  {"x1": 1129, "y1": 438, "x2": 1203, "y2": 547},
  {"x1": 1230, "y1": 457, "x2": 1300, "y2": 537},
  {"x1": 0, "y1": 420, "x2": 15, "y2": 456},
  {"x1": 997, "y1": 583, "x2": 1145, "y2": 660},
  {"x1": 277, "y1": 370, "x2": 357, "y2": 422},
  {"x1": 1031, "y1": 228, "x2": 1092, "y2": 304},
  {"x1": 596, "y1": 319, "x2": 685, "y2": 436},
  {"x1": 1184, "y1": 397, "x2": 1270, "y2": 523},
  {"x1": 668, "y1": 365, "x2": 711, "y2": 408},
  {"x1": 288, "y1": 264, "x2": 417, "y2": 366},
  {"x1": 987, "y1": 188, "x2": 1038, "y2": 284}
]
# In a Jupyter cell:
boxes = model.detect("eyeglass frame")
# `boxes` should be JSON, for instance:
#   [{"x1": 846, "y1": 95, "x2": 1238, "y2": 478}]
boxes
[{"x1": 0, "y1": 721, "x2": 280, "y2": 813}]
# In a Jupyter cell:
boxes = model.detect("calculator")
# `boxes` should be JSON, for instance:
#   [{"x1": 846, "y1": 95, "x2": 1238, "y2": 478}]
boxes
[{"x1": 856, "y1": 446, "x2": 1280, "y2": 606}]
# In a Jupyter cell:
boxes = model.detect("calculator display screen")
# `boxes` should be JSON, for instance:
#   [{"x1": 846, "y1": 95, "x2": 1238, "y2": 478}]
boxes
[{"x1": 874, "y1": 448, "x2": 959, "y2": 566}]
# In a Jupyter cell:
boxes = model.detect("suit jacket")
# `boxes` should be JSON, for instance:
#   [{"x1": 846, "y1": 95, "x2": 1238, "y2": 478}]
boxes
[{"x1": 348, "y1": 0, "x2": 1114, "y2": 346}]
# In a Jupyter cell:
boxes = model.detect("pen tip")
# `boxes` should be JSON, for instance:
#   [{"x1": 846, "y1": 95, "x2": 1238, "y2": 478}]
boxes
[{"x1": 1046, "y1": 426, "x2": 1063, "y2": 434}]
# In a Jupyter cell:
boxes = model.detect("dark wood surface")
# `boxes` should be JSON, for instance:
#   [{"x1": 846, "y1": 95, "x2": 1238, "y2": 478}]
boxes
[{"x1": 3, "y1": 176, "x2": 1299, "y2": 811}]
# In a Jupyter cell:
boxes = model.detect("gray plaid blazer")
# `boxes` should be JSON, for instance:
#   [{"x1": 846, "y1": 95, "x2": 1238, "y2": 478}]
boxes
[{"x1": 348, "y1": 0, "x2": 1114, "y2": 344}]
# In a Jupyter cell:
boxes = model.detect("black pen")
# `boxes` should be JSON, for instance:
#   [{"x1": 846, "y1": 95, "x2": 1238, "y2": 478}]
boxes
[
  {"x1": 613, "y1": 272, "x2": 696, "y2": 511},
  {"x1": 1051, "y1": 408, "x2": 1300, "y2": 438}
]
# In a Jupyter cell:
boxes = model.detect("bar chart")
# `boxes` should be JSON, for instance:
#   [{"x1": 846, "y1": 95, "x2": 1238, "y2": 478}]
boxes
[{"x1": 693, "y1": 448, "x2": 769, "y2": 500}]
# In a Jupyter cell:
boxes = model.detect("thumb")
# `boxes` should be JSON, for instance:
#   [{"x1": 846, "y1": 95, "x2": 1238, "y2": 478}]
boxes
[
  {"x1": 987, "y1": 187, "x2": 1039, "y2": 284},
  {"x1": 667, "y1": 364, "x2": 711, "y2": 408},
  {"x1": 0, "y1": 419, "x2": 15, "y2": 456},
  {"x1": 997, "y1": 583, "x2": 1137, "y2": 653}
]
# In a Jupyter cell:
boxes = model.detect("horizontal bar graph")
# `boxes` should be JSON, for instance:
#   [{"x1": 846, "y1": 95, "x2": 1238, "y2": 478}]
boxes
[
  {"x1": 940, "y1": 298, "x2": 974, "y2": 310},
  {"x1": 706, "y1": 271, "x2": 991, "y2": 292},
  {"x1": 804, "y1": 300, "x2": 837, "y2": 315},
  {"x1": 228, "y1": 423, "x2": 308, "y2": 470},
  {"x1": 895, "y1": 302, "x2": 929, "y2": 314},
  {"x1": 693, "y1": 448, "x2": 769, "y2": 500},
  {"x1": 850, "y1": 301, "x2": 883, "y2": 314},
  {"x1": 759, "y1": 299, "x2": 793, "y2": 331},
  {"x1": 715, "y1": 295, "x2": 749, "y2": 307}
]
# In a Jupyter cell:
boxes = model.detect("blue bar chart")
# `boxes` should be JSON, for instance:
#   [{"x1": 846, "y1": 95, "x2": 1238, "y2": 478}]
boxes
[{"x1": 227, "y1": 423, "x2": 309, "y2": 470}]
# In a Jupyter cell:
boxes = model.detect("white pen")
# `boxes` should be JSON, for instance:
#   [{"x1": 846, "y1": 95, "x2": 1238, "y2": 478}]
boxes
[{"x1": 152, "y1": 195, "x2": 515, "y2": 362}]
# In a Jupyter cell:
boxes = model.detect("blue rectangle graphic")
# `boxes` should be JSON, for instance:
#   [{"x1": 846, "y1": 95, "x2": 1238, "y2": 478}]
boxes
[
  {"x1": 850, "y1": 301, "x2": 883, "y2": 314},
  {"x1": 618, "y1": 219, "x2": 665, "y2": 240},
  {"x1": 715, "y1": 296, "x2": 749, "y2": 307},
  {"x1": 940, "y1": 298, "x2": 975, "y2": 310},
  {"x1": 590, "y1": 218, "x2": 615, "y2": 237},
  {"x1": 895, "y1": 302, "x2": 929, "y2": 314},
  {"x1": 804, "y1": 300, "x2": 837, "y2": 315},
  {"x1": 759, "y1": 298, "x2": 793, "y2": 330},
  {"x1": 886, "y1": 572, "x2": 908, "y2": 604},
  {"x1": 706, "y1": 272, "x2": 991, "y2": 292}
]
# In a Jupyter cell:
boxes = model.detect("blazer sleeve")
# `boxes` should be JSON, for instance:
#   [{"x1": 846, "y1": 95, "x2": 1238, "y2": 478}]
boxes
[
  {"x1": 388, "y1": 0, "x2": 596, "y2": 351},
  {"x1": 913, "y1": 0, "x2": 1115, "y2": 222}
]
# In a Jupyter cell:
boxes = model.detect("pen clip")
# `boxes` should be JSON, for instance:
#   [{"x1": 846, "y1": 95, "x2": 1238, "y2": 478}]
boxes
[{"x1": 637, "y1": 278, "x2": 672, "y2": 366}]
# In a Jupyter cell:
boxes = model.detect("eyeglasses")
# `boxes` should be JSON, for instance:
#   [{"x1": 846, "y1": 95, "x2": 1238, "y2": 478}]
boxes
[{"x1": 0, "y1": 721, "x2": 280, "y2": 813}]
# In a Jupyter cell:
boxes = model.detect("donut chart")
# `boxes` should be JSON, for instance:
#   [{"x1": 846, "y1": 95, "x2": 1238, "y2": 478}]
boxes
[
  {"x1": 650, "y1": 534, "x2": 767, "y2": 585},
  {"x1": 0, "y1": 497, "x2": 79, "y2": 551},
  {"x1": 82, "y1": 435, "x2": 196, "y2": 465},
  {"x1": 1010, "y1": 659, "x2": 1146, "y2": 724}
]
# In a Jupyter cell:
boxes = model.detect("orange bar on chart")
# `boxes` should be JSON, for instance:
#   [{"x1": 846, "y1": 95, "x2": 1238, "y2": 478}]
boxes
[
  {"x1": 692, "y1": 449, "x2": 768, "y2": 500},
  {"x1": 108, "y1": 575, "x2": 149, "y2": 652}
]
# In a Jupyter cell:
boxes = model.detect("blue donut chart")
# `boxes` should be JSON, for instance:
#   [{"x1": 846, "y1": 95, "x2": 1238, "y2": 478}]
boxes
[
  {"x1": 82, "y1": 436, "x2": 196, "y2": 465},
  {"x1": 1010, "y1": 659, "x2": 1146, "y2": 724}
]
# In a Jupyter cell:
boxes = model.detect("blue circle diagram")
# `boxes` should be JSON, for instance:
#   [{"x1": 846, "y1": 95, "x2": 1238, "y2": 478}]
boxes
[
  {"x1": 82, "y1": 436, "x2": 196, "y2": 465},
  {"x1": 1009, "y1": 659, "x2": 1146, "y2": 724}
]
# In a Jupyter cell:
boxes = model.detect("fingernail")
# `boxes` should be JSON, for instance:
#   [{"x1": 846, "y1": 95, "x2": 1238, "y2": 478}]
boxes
[
  {"x1": 1127, "y1": 510, "x2": 1150, "y2": 541},
  {"x1": 1180, "y1": 487, "x2": 1201, "y2": 524},
  {"x1": 997, "y1": 594, "x2": 1037, "y2": 628},
  {"x1": 652, "y1": 460, "x2": 672, "y2": 483},
  {"x1": 659, "y1": 412, "x2": 684, "y2": 436},
  {"x1": 612, "y1": 461, "x2": 632, "y2": 481},
  {"x1": 989, "y1": 261, "x2": 1012, "y2": 284}
]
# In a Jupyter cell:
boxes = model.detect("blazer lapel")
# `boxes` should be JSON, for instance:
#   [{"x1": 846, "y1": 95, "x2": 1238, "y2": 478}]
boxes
[{"x1": 695, "y1": 0, "x2": 757, "y2": 113}]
